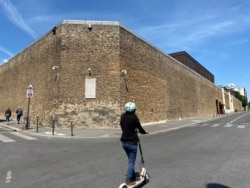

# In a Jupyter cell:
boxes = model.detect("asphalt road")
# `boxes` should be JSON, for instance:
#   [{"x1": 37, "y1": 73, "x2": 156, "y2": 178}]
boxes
[{"x1": 1, "y1": 112, "x2": 250, "y2": 188}]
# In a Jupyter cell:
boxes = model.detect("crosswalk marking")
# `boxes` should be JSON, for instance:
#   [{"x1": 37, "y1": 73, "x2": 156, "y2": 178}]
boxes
[
  {"x1": 196, "y1": 123, "x2": 248, "y2": 129},
  {"x1": 199, "y1": 124, "x2": 209, "y2": 127},
  {"x1": 10, "y1": 132, "x2": 37, "y2": 140},
  {"x1": 0, "y1": 134, "x2": 15, "y2": 143},
  {"x1": 237, "y1": 125, "x2": 245, "y2": 129},
  {"x1": 211, "y1": 124, "x2": 220, "y2": 127},
  {"x1": 224, "y1": 124, "x2": 233, "y2": 127}
]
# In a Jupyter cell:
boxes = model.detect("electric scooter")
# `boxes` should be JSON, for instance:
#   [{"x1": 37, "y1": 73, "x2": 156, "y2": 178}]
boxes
[{"x1": 119, "y1": 132, "x2": 150, "y2": 188}]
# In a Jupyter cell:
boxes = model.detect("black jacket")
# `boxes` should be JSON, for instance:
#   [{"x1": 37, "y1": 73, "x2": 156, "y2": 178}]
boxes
[
  {"x1": 120, "y1": 111, "x2": 147, "y2": 143},
  {"x1": 5, "y1": 109, "x2": 11, "y2": 117}
]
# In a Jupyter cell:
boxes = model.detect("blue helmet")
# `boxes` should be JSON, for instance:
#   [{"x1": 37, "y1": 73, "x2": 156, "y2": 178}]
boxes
[{"x1": 124, "y1": 102, "x2": 136, "y2": 112}]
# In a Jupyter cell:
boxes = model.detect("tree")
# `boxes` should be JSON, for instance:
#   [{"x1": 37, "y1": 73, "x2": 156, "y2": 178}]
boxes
[{"x1": 232, "y1": 90, "x2": 248, "y2": 109}]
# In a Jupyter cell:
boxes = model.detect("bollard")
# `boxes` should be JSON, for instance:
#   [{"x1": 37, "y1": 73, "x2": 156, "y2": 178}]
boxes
[
  {"x1": 52, "y1": 116, "x2": 55, "y2": 135},
  {"x1": 36, "y1": 115, "x2": 39, "y2": 133},
  {"x1": 71, "y1": 121, "x2": 74, "y2": 136}
]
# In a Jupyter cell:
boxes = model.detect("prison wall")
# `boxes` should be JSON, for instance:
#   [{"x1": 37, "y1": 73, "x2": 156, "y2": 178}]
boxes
[
  {"x1": 0, "y1": 30, "x2": 61, "y2": 125},
  {"x1": 0, "y1": 20, "x2": 239, "y2": 127},
  {"x1": 0, "y1": 21, "x2": 123, "y2": 127},
  {"x1": 53, "y1": 21, "x2": 122, "y2": 127},
  {"x1": 119, "y1": 26, "x2": 218, "y2": 123}
]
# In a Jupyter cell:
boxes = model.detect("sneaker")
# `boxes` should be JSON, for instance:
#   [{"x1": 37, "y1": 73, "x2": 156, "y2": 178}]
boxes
[
  {"x1": 132, "y1": 175, "x2": 141, "y2": 181},
  {"x1": 125, "y1": 180, "x2": 136, "y2": 185},
  {"x1": 135, "y1": 176, "x2": 141, "y2": 181}
]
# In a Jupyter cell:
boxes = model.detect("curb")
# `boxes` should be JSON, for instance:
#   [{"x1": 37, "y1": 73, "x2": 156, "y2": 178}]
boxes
[
  {"x1": 0, "y1": 114, "x2": 230, "y2": 139},
  {"x1": 0, "y1": 123, "x2": 22, "y2": 132}
]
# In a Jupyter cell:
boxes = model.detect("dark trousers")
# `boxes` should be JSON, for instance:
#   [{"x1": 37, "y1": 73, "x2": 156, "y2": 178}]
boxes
[
  {"x1": 17, "y1": 115, "x2": 21, "y2": 123},
  {"x1": 6, "y1": 116, "x2": 10, "y2": 122}
]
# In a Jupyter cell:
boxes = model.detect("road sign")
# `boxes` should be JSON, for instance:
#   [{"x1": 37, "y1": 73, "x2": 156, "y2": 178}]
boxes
[{"x1": 26, "y1": 84, "x2": 34, "y2": 98}]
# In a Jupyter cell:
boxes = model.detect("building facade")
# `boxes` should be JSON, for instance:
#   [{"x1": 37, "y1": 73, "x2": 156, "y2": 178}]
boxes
[{"x1": 169, "y1": 51, "x2": 214, "y2": 83}]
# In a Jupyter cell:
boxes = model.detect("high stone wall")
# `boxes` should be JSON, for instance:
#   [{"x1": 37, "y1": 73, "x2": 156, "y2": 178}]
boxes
[
  {"x1": 119, "y1": 27, "x2": 218, "y2": 121},
  {"x1": 0, "y1": 20, "x2": 238, "y2": 127}
]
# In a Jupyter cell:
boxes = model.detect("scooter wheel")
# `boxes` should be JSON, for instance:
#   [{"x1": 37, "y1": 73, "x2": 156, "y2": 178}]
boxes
[
  {"x1": 145, "y1": 173, "x2": 150, "y2": 183},
  {"x1": 121, "y1": 185, "x2": 128, "y2": 188}
]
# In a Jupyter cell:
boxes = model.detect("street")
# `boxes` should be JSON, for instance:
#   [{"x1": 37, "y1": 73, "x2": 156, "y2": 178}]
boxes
[{"x1": 1, "y1": 112, "x2": 250, "y2": 188}]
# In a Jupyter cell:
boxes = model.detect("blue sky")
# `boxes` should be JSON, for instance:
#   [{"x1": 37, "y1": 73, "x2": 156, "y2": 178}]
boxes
[{"x1": 0, "y1": 0, "x2": 250, "y2": 99}]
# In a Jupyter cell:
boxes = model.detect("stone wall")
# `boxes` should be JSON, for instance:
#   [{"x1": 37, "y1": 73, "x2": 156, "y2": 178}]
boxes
[
  {"x1": 0, "y1": 29, "x2": 61, "y2": 125},
  {"x1": 119, "y1": 27, "x2": 220, "y2": 121},
  {"x1": 0, "y1": 20, "x2": 242, "y2": 127},
  {"x1": 233, "y1": 97, "x2": 242, "y2": 112}
]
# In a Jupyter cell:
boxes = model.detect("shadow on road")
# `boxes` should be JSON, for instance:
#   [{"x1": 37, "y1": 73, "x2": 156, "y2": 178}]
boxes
[
  {"x1": 206, "y1": 183, "x2": 231, "y2": 188},
  {"x1": 0, "y1": 119, "x2": 6, "y2": 122}
]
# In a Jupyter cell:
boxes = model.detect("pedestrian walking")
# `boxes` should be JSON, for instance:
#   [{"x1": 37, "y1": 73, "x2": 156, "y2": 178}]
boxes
[
  {"x1": 16, "y1": 107, "x2": 23, "y2": 124},
  {"x1": 5, "y1": 108, "x2": 11, "y2": 124}
]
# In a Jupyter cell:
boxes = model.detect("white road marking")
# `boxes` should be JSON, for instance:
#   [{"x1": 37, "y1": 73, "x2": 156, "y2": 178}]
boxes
[
  {"x1": 211, "y1": 124, "x2": 220, "y2": 127},
  {"x1": 195, "y1": 122, "x2": 248, "y2": 129},
  {"x1": 224, "y1": 123, "x2": 233, "y2": 127},
  {"x1": 199, "y1": 124, "x2": 209, "y2": 127},
  {"x1": 230, "y1": 112, "x2": 250, "y2": 123},
  {"x1": 10, "y1": 132, "x2": 37, "y2": 140},
  {"x1": 5, "y1": 170, "x2": 12, "y2": 183},
  {"x1": 0, "y1": 134, "x2": 15, "y2": 142},
  {"x1": 237, "y1": 125, "x2": 245, "y2": 129}
]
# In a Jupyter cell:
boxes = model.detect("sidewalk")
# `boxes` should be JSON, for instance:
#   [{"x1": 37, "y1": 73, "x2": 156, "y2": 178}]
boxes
[{"x1": 0, "y1": 115, "x2": 220, "y2": 139}]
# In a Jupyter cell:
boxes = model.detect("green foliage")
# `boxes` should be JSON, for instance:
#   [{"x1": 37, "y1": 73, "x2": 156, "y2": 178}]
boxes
[{"x1": 232, "y1": 91, "x2": 248, "y2": 107}]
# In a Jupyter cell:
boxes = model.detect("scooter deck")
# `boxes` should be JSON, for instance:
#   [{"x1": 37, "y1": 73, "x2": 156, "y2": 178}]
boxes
[
  {"x1": 119, "y1": 168, "x2": 149, "y2": 188},
  {"x1": 119, "y1": 177, "x2": 145, "y2": 188}
]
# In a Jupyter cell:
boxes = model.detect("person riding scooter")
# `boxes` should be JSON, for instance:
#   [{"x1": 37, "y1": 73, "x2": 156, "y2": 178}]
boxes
[{"x1": 120, "y1": 102, "x2": 148, "y2": 186}]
